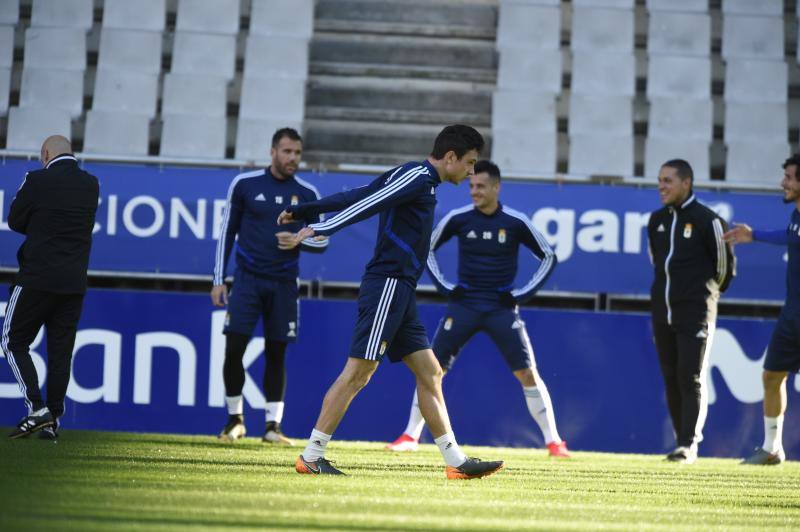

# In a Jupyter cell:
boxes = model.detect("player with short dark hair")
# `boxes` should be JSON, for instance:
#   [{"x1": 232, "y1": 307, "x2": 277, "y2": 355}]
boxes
[
  {"x1": 648, "y1": 158, "x2": 735, "y2": 464},
  {"x1": 725, "y1": 153, "x2": 800, "y2": 465},
  {"x1": 278, "y1": 125, "x2": 505, "y2": 479},
  {"x1": 212, "y1": 127, "x2": 327, "y2": 444},
  {"x1": 385, "y1": 160, "x2": 568, "y2": 457}
]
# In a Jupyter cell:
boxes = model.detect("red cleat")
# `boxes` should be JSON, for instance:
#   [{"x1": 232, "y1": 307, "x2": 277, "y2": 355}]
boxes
[
  {"x1": 547, "y1": 440, "x2": 571, "y2": 458},
  {"x1": 385, "y1": 433, "x2": 419, "y2": 452}
]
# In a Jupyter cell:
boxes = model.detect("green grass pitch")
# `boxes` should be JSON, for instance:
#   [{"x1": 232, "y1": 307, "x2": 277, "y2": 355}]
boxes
[{"x1": 1, "y1": 430, "x2": 800, "y2": 531}]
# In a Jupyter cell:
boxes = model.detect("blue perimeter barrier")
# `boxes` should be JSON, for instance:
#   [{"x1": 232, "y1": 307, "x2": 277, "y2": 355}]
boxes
[{"x1": 1, "y1": 287, "x2": 795, "y2": 458}]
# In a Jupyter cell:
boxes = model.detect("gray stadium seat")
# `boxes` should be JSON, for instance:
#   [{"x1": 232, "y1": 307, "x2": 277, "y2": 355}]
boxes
[
  {"x1": 722, "y1": 0, "x2": 782, "y2": 16},
  {"x1": 6, "y1": 106, "x2": 71, "y2": 152},
  {"x1": 569, "y1": 135, "x2": 634, "y2": 178},
  {"x1": 646, "y1": 0, "x2": 708, "y2": 12},
  {"x1": 648, "y1": 98, "x2": 713, "y2": 141},
  {"x1": 724, "y1": 59, "x2": 787, "y2": 103},
  {"x1": 568, "y1": 94, "x2": 632, "y2": 136},
  {"x1": 571, "y1": 52, "x2": 635, "y2": 96},
  {"x1": 102, "y1": 0, "x2": 166, "y2": 32},
  {"x1": 647, "y1": 12, "x2": 710, "y2": 56},
  {"x1": 235, "y1": 118, "x2": 302, "y2": 161},
  {"x1": 0, "y1": 67, "x2": 9, "y2": 115},
  {"x1": 571, "y1": 0, "x2": 634, "y2": 8},
  {"x1": 97, "y1": 29, "x2": 163, "y2": 75},
  {"x1": 239, "y1": 77, "x2": 305, "y2": 122},
  {"x1": 725, "y1": 142, "x2": 790, "y2": 183},
  {"x1": 724, "y1": 102, "x2": 788, "y2": 143},
  {"x1": 171, "y1": 32, "x2": 236, "y2": 80},
  {"x1": 92, "y1": 69, "x2": 159, "y2": 117},
  {"x1": 0, "y1": 0, "x2": 19, "y2": 25},
  {"x1": 497, "y1": 48, "x2": 561, "y2": 93},
  {"x1": 244, "y1": 34, "x2": 309, "y2": 80},
  {"x1": 491, "y1": 130, "x2": 557, "y2": 176},
  {"x1": 645, "y1": 139, "x2": 711, "y2": 181},
  {"x1": 646, "y1": 56, "x2": 710, "y2": 99},
  {"x1": 83, "y1": 110, "x2": 150, "y2": 156},
  {"x1": 20, "y1": 69, "x2": 84, "y2": 119},
  {"x1": 0, "y1": 25, "x2": 13, "y2": 68},
  {"x1": 497, "y1": 3, "x2": 560, "y2": 50},
  {"x1": 250, "y1": 0, "x2": 314, "y2": 39},
  {"x1": 176, "y1": 0, "x2": 240, "y2": 35},
  {"x1": 31, "y1": 0, "x2": 92, "y2": 31},
  {"x1": 24, "y1": 28, "x2": 86, "y2": 71},
  {"x1": 160, "y1": 114, "x2": 227, "y2": 159},
  {"x1": 162, "y1": 74, "x2": 227, "y2": 117},
  {"x1": 492, "y1": 91, "x2": 556, "y2": 132},
  {"x1": 722, "y1": 15, "x2": 784, "y2": 60},
  {"x1": 571, "y1": 7, "x2": 634, "y2": 53}
]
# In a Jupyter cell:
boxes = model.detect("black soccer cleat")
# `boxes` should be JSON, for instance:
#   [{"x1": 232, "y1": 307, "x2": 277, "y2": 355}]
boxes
[
  {"x1": 741, "y1": 447, "x2": 785, "y2": 465},
  {"x1": 218, "y1": 414, "x2": 246, "y2": 442},
  {"x1": 295, "y1": 455, "x2": 346, "y2": 475},
  {"x1": 9, "y1": 410, "x2": 54, "y2": 439},
  {"x1": 446, "y1": 457, "x2": 505, "y2": 479},
  {"x1": 38, "y1": 426, "x2": 59, "y2": 441},
  {"x1": 262, "y1": 421, "x2": 293, "y2": 445}
]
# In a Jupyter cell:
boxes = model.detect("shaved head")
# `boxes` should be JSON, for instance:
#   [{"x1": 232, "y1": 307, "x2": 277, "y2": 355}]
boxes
[{"x1": 40, "y1": 135, "x2": 72, "y2": 166}]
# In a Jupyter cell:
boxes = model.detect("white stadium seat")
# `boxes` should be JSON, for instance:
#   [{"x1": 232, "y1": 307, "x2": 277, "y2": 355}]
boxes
[
  {"x1": 497, "y1": 3, "x2": 560, "y2": 50},
  {"x1": 30, "y1": 0, "x2": 92, "y2": 31},
  {"x1": 235, "y1": 119, "x2": 302, "y2": 161},
  {"x1": 571, "y1": 0, "x2": 634, "y2": 8},
  {"x1": 722, "y1": 0, "x2": 782, "y2": 16},
  {"x1": 645, "y1": 138, "x2": 711, "y2": 181},
  {"x1": 491, "y1": 130, "x2": 557, "y2": 176},
  {"x1": 722, "y1": 15, "x2": 784, "y2": 60},
  {"x1": 97, "y1": 29, "x2": 163, "y2": 75},
  {"x1": 250, "y1": 0, "x2": 314, "y2": 39},
  {"x1": 20, "y1": 69, "x2": 84, "y2": 119},
  {"x1": 92, "y1": 69, "x2": 159, "y2": 117},
  {"x1": 724, "y1": 102, "x2": 788, "y2": 143},
  {"x1": 571, "y1": 7, "x2": 634, "y2": 53},
  {"x1": 648, "y1": 98, "x2": 713, "y2": 141},
  {"x1": 647, "y1": 12, "x2": 710, "y2": 56},
  {"x1": 102, "y1": 0, "x2": 166, "y2": 32},
  {"x1": 571, "y1": 52, "x2": 635, "y2": 96},
  {"x1": 568, "y1": 94, "x2": 632, "y2": 136},
  {"x1": 492, "y1": 91, "x2": 556, "y2": 132},
  {"x1": 83, "y1": 110, "x2": 150, "y2": 156},
  {"x1": 725, "y1": 142, "x2": 790, "y2": 183},
  {"x1": 244, "y1": 34, "x2": 309, "y2": 80},
  {"x1": 646, "y1": 0, "x2": 708, "y2": 12},
  {"x1": 6, "y1": 106, "x2": 71, "y2": 151},
  {"x1": 24, "y1": 28, "x2": 86, "y2": 72},
  {"x1": 162, "y1": 74, "x2": 228, "y2": 118},
  {"x1": 724, "y1": 59, "x2": 788, "y2": 103},
  {"x1": 160, "y1": 114, "x2": 228, "y2": 159},
  {"x1": 0, "y1": 25, "x2": 13, "y2": 68},
  {"x1": 0, "y1": 67, "x2": 10, "y2": 115},
  {"x1": 497, "y1": 48, "x2": 561, "y2": 93},
  {"x1": 569, "y1": 134, "x2": 634, "y2": 178},
  {"x1": 176, "y1": 0, "x2": 240, "y2": 35},
  {"x1": 171, "y1": 32, "x2": 236, "y2": 80},
  {"x1": 239, "y1": 77, "x2": 305, "y2": 122},
  {"x1": 647, "y1": 56, "x2": 711, "y2": 99},
  {"x1": 0, "y1": 0, "x2": 20, "y2": 25}
]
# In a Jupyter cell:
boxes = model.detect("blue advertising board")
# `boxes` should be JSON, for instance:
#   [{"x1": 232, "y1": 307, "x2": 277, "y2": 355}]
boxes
[
  {"x1": 0, "y1": 287, "x2": 795, "y2": 458},
  {"x1": 0, "y1": 158, "x2": 790, "y2": 299}
]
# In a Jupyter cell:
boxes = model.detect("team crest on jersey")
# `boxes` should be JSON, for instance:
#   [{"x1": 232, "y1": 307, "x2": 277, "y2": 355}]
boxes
[
  {"x1": 444, "y1": 317, "x2": 453, "y2": 331},
  {"x1": 498, "y1": 229, "x2": 506, "y2": 243},
  {"x1": 379, "y1": 341, "x2": 388, "y2": 355},
  {"x1": 224, "y1": 313, "x2": 231, "y2": 327},
  {"x1": 290, "y1": 195, "x2": 299, "y2": 205},
  {"x1": 683, "y1": 223, "x2": 692, "y2": 238},
  {"x1": 275, "y1": 196, "x2": 284, "y2": 204},
  {"x1": 482, "y1": 231, "x2": 492, "y2": 240},
  {"x1": 467, "y1": 230, "x2": 477, "y2": 239}
]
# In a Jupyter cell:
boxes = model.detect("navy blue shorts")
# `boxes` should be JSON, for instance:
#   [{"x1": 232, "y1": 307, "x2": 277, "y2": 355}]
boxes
[
  {"x1": 349, "y1": 276, "x2": 430, "y2": 362},
  {"x1": 764, "y1": 311, "x2": 800, "y2": 372},
  {"x1": 432, "y1": 302, "x2": 534, "y2": 372},
  {"x1": 224, "y1": 269, "x2": 299, "y2": 342}
]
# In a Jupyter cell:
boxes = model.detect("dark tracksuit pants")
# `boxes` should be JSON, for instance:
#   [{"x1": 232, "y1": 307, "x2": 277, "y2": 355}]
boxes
[
  {"x1": 652, "y1": 319, "x2": 712, "y2": 448},
  {"x1": 2, "y1": 286, "x2": 84, "y2": 421}
]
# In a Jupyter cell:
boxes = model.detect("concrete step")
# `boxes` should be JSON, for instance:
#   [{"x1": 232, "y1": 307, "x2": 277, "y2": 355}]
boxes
[
  {"x1": 310, "y1": 61, "x2": 496, "y2": 83},
  {"x1": 305, "y1": 106, "x2": 489, "y2": 127},
  {"x1": 315, "y1": 0, "x2": 497, "y2": 40}
]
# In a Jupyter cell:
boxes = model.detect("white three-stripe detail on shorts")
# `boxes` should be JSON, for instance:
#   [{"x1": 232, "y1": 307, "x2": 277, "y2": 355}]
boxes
[{"x1": 366, "y1": 278, "x2": 397, "y2": 360}]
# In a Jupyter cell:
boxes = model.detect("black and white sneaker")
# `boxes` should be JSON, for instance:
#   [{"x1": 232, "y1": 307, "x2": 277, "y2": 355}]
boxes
[
  {"x1": 262, "y1": 421, "x2": 293, "y2": 445},
  {"x1": 38, "y1": 426, "x2": 59, "y2": 441},
  {"x1": 666, "y1": 446, "x2": 697, "y2": 464},
  {"x1": 9, "y1": 410, "x2": 54, "y2": 439},
  {"x1": 218, "y1": 414, "x2": 246, "y2": 442}
]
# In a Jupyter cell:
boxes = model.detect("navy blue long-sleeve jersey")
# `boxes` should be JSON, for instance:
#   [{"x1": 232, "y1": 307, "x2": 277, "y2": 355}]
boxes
[
  {"x1": 213, "y1": 167, "x2": 327, "y2": 284},
  {"x1": 427, "y1": 203, "x2": 557, "y2": 309},
  {"x1": 753, "y1": 208, "x2": 800, "y2": 314},
  {"x1": 287, "y1": 161, "x2": 440, "y2": 284}
]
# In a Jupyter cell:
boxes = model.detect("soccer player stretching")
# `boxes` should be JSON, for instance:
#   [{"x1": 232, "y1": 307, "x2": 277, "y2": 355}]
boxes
[
  {"x1": 386, "y1": 160, "x2": 569, "y2": 457},
  {"x1": 725, "y1": 153, "x2": 800, "y2": 465},
  {"x1": 277, "y1": 125, "x2": 504, "y2": 479}
]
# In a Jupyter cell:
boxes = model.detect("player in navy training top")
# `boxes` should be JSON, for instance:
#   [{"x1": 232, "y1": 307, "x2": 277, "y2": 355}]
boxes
[
  {"x1": 278, "y1": 125, "x2": 505, "y2": 479},
  {"x1": 725, "y1": 153, "x2": 800, "y2": 465},
  {"x1": 385, "y1": 160, "x2": 570, "y2": 457},
  {"x1": 211, "y1": 128, "x2": 328, "y2": 445}
]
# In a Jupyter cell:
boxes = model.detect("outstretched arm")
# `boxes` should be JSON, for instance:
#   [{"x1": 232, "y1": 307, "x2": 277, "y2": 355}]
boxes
[
  {"x1": 724, "y1": 223, "x2": 788, "y2": 246},
  {"x1": 709, "y1": 217, "x2": 735, "y2": 293}
]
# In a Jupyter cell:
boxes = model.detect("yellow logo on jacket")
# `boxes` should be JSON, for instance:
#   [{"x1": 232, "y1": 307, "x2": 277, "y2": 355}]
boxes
[
  {"x1": 291, "y1": 195, "x2": 299, "y2": 205},
  {"x1": 498, "y1": 229, "x2": 507, "y2": 243},
  {"x1": 683, "y1": 223, "x2": 693, "y2": 238},
  {"x1": 379, "y1": 341, "x2": 388, "y2": 355}
]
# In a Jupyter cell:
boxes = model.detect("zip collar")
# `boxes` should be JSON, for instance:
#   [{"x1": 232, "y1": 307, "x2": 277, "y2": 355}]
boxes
[
  {"x1": 669, "y1": 193, "x2": 696, "y2": 213},
  {"x1": 45, "y1": 154, "x2": 78, "y2": 169}
]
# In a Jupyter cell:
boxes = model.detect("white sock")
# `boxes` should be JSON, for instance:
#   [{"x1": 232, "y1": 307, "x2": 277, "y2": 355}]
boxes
[
  {"x1": 762, "y1": 415, "x2": 784, "y2": 453},
  {"x1": 225, "y1": 395, "x2": 243, "y2": 416},
  {"x1": 523, "y1": 384, "x2": 561, "y2": 444},
  {"x1": 403, "y1": 389, "x2": 425, "y2": 440},
  {"x1": 265, "y1": 401, "x2": 284, "y2": 423},
  {"x1": 434, "y1": 432, "x2": 467, "y2": 467},
  {"x1": 302, "y1": 429, "x2": 332, "y2": 462}
]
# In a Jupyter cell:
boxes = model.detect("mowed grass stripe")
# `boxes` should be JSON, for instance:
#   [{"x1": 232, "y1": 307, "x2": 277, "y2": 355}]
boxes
[{"x1": 1, "y1": 430, "x2": 799, "y2": 530}]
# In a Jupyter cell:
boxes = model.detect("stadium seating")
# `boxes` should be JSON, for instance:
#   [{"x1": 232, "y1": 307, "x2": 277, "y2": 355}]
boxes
[
  {"x1": 0, "y1": 0, "x2": 19, "y2": 25},
  {"x1": 648, "y1": 99, "x2": 713, "y2": 142},
  {"x1": 160, "y1": 114, "x2": 227, "y2": 159},
  {"x1": 170, "y1": 32, "x2": 236, "y2": 80},
  {"x1": 569, "y1": 135, "x2": 633, "y2": 178},
  {"x1": 250, "y1": 0, "x2": 314, "y2": 39},
  {"x1": 571, "y1": 7, "x2": 633, "y2": 53},
  {"x1": 496, "y1": 48, "x2": 561, "y2": 93},
  {"x1": 645, "y1": 139, "x2": 710, "y2": 181},
  {"x1": 97, "y1": 29, "x2": 163, "y2": 75},
  {"x1": 236, "y1": 118, "x2": 302, "y2": 161},
  {"x1": 0, "y1": 68, "x2": 9, "y2": 115},
  {"x1": 92, "y1": 69, "x2": 159, "y2": 117},
  {"x1": 721, "y1": 15, "x2": 784, "y2": 60},
  {"x1": 571, "y1": 52, "x2": 635, "y2": 96},
  {"x1": 496, "y1": 2, "x2": 560, "y2": 50},
  {"x1": 646, "y1": 0, "x2": 708, "y2": 12},
  {"x1": 724, "y1": 102, "x2": 788, "y2": 143},
  {"x1": 492, "y1": 90, "x2": 555, "y2": 132},
  {"x1": 490, "y1": 130, "x2": 557, "y2": 176},
  {"x1": 646, "y1": 56, "x2": 711, "y2": 99},
  {"x1": 725, "y1": 142, "x2": 790, "y2": 183},
  {"x1": 0, "y1": 25, "x2": 12, "y2": 68},
  {"x1": 6, "y1": 106, "x2": 71, "y2": 151},
  {"x1": 175, "y1": 0, "x2": 240, "y2": 35},
  {"x1": 647, "y1": 12, "x2": 710, "y2": 56},
  {"x1": 239, "y1": 77, "x2": 305, "y2": 122},
  {"x1": 244, "y1": 34, "x2": 310, "y2": 80},
  {"x1": 23, "y1": 27, "x2": 86, "y2": 71},
  {"x1": 102, "y1": 0, "x2": 165, "y2": 32},
  {"x1": 721, "y1": 0, "x2": 783, "y2": 16},
  {"x1": 724, "y1": 59, "x2": 788, "y2": 103},
  {"x1": 20, "y1": 68, "x2": 84, "y2": 119},
  {"x1": 162, "y1": 74, "x2": 228, "y2": 118},
  {"x1": 83, "y1": 110, "x2": 150, "y2": 156},
  {"x1": 30, "y1": 0, "x2": 93, "y2": 31},
  {"x1": 572, "y1": 0, "x2": 634, "y2": 8},
  {"x1": 568, "y1": 94, "x2": 632, "y2": 136}
]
